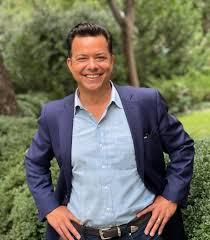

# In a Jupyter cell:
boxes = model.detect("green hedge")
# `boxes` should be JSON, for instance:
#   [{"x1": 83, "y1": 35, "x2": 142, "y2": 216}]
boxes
[
  {"x1": 151, "y1": 69, "x2": 210, "y2": 113},
  {"x1": 0, "y1": 103, "x2": 210, "y2": 239},
  {"x1": 0, "y1": 116, "x2": 40, "y2": 239},
  {"x1": 0, "y1": 114, "x2": 59, "y2": 239},
  {"x1": 183, "y1": 139, "x2": 210, "y2": 240},
  {"x1": 17, "y1": 92, "x2": 50, "y2": 117}
]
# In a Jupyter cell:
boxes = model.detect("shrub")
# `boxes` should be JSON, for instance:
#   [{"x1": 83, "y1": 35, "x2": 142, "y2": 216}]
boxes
[
  {"x1": 6, "y1": 185, "x2": 46, "y2": 240},
  {"x1": 151, "y1": 69, "x2": 210, "y2": 113},
  {"x1": 0, "y1": 89, "x2": 61, "y2": 237},
  {"x1": 0, "y1": 106, "x2": 59, "y2": 238},
  {"x1": 17, "y1": 92, "x2": 50, "y2": 117},
  {"x1": 0, "y1": 116, "x2": 37, "y2": 236},
  {"x1": 183, "y1": 139, "x2": 210, "y2": 240}
]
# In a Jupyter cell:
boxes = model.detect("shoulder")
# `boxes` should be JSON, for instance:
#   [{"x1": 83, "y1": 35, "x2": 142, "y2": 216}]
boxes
[
  {"x1": 114, "y1": 84, "x2": 160, "y2": 102},
  {"x1": 41, "y1": 93, "x2": 74, "y2": 117}
]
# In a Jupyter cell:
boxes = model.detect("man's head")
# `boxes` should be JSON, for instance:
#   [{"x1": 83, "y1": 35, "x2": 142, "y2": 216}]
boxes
[
  {"x1": 66, "y1": 23, "x2": 114, "y2": 94},
  {"x1": 66, "y1": 22, "x2": 113, "y2": 57}
]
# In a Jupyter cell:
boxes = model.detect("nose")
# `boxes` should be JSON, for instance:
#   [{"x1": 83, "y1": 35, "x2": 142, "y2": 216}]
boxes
[{"x1": 87, "y1": 58, "x2": 99, "y2": 71}]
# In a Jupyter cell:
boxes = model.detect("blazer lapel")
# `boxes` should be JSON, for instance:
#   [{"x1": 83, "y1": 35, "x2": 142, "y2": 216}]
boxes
[
  {"x1": 59, "y1": 94, "x2": 75, "y2": 193},
  {"x1": 115, "y1": 86, "x2": 145, "y2": 180}
]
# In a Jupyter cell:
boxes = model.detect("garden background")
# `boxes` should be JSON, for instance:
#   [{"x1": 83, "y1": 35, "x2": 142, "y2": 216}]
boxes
[{"x1": 0, "y1": 0, "x2": 210, "y2": 239}]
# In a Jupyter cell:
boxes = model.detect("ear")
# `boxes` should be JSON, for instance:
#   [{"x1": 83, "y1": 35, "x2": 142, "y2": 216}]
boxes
[
  {"x1": 111, "y1": 54, "x2": 115, "y2": 64},
  {"x1": 110, "y1": 54, "x2": 115, "y2": 72},
  {"x1": 66, "y1": 57, "x2": 72, "y2": 72}
]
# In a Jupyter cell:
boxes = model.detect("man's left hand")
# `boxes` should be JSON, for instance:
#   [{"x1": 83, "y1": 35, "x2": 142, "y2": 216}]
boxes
[{"x1": 136, "y1": 195, "x2": 177, "y2": 237}]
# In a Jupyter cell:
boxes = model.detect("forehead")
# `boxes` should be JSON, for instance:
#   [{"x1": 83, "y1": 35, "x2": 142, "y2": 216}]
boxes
[{"x1": 71, "y1": 35, "x2": 109, "y2": 55}]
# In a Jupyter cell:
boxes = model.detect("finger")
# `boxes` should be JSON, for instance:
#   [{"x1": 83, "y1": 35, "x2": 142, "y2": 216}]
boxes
[
  {"x1": 60, "y1": 223, "x2": 74, "y2": 240},
  {"x1": 56, "y1": 226, "x2": 68, "y2": 240},
  {"x1": 68, "y1": 211, "x2": 81, "y2": 225},
  {"x1": 144, "y1": 212, "x2": 159, "y2": 235},
  {"x1": 64, "y1": 218, "x2": 81, "y2": 240},
  {"x1": 149, "y1": 216, "x2": 163, "y2": 237},
  {"x1": 137, "y1": 205, "x2": 153, "y2": 218},
  {"x1": 158, "y1": 216, "x2": 170, "y2": 235}
]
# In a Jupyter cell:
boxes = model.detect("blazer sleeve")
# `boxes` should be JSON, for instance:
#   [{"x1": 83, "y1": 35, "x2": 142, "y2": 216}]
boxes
[
  {"x1": 156, "y1": 90, "x2": 194, "y2": 206},
  {"x1": 25, "y1": 105, "x2": 60, "y2": 221}
]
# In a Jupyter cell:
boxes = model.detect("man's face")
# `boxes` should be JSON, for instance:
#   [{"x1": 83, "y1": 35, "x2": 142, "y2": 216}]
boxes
[{"x1": 67, "y1": 35, "x2": 114, "y2": 93}]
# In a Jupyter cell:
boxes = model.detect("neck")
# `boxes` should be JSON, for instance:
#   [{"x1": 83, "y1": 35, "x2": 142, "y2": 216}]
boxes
[{"x1": 78, "y1": 83, "x2": 112, "y2": 107}]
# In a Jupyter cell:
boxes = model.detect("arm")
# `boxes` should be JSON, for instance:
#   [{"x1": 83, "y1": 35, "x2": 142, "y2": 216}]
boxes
[
  {"x1": 137, "y1": 90, "x2": 194, "y2": 236},
  {"x1": 157, "y1": 90, "x2": 194, "y2": 204},
  {"x1": 25, "y1": 105, "x2": 59, "y2": 221},
  {"x1": 25, "y1": 105, "x2": 81, "y2": 240}
]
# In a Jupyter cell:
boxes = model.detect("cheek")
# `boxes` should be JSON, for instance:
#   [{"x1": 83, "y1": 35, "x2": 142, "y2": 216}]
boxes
[
  {"x1": 100, "y1": 62, "x2": 113, "y2": 71},
  {"x1": 71, "y1": 65, "x2": 84, "y2": 75},
  {"x1": 105, "y1": 65, "x2": 113, "y2": 75}
]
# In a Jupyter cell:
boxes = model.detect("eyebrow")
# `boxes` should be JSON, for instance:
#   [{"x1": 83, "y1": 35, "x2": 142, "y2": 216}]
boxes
[
  {"x1": 75, "y1": 54, "x2": 88, "y2": 58},
  {"x1": 74, "y1": 52, "x2": 107, "y2": 58},
  {"x1": 95, "y1": 52, "x2": 106, "y2": 56}
]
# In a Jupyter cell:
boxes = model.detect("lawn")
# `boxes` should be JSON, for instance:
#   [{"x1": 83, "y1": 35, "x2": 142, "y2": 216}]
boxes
[{"x1": 178, "y1": 109, "x2": 210, "y2": 140}]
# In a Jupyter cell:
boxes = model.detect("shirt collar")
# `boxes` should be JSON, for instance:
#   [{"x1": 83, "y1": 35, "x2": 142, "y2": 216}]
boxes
[
  {"x1": 109, "y1": 81, "x2": 123, "y2": 109},
  {"x1": 74, "y1": 81, "x2": 122, "y2": 115}
]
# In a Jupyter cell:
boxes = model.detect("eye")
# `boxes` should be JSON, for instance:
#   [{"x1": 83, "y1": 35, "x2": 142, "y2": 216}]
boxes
[
  {"x1": 96, "y1": 56, "x2": 106, "y2": 61},
  {"x1": 76, "y1": 57, "x2": 88, "y2": 62}
]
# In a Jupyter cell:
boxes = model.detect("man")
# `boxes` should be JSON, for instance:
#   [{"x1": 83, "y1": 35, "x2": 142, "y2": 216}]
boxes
[{"x1": 25, "y1": 23, "x2": 194, "y2": 240}]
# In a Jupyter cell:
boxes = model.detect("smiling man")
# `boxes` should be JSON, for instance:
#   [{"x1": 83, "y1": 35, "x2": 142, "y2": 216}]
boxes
[{"x1": 25, "y1": 23, "x2": 194, "y2": 240}]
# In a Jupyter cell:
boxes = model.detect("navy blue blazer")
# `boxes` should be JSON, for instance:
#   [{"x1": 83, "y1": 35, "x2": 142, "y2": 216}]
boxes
[{"x1": 25, "y1": 85, "x2": 194, "y2": 240}]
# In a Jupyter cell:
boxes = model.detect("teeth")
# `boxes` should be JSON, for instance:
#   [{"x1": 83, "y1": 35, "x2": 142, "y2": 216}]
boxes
[{"x1": 86, "y1": 74, "x2": 100, "y2": 78}]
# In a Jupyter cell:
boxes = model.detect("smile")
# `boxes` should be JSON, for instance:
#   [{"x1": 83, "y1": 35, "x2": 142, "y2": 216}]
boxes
[{"x1": 85, "y1": 74, "x2": 101, "y2": 79}]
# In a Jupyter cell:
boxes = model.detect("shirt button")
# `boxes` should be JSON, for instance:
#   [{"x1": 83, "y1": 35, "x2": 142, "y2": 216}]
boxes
[{"x1": 106, "y1": 208, "x2": 112, "y2": 212}]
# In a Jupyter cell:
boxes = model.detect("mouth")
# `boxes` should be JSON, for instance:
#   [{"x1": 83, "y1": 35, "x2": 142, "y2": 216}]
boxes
[{"x1": 84, "y1": 74, "x2": 102, "y2": 79}]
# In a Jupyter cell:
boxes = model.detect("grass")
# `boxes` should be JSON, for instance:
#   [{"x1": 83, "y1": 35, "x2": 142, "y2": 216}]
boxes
[{"x1": 178, "y1": 109, "x2": 210, "y2": 140}]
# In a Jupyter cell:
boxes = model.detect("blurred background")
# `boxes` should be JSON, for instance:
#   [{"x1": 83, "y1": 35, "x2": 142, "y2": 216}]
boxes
[{"x1": 0, "y1": 0, "x2": 210, "y2": 239}]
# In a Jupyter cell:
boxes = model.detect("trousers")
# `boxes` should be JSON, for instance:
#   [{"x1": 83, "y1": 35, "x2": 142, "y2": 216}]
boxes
[
  {"x1": 50, "y1": 209, "x2": 185, "y2": 240},
  {"x1": 71, "y1": 216, "x2": 164, "y2": 240}
]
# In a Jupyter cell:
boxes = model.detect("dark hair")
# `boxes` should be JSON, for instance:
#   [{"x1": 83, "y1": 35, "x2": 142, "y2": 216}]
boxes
[{"x1": 66, "y1": 22, "x2": 113, "y2": 57}]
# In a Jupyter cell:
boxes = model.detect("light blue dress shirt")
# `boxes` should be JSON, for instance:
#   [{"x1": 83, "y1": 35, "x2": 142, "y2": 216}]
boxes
[{"x1": 67, "y1": 82, "x2": 155, "y2": 227}]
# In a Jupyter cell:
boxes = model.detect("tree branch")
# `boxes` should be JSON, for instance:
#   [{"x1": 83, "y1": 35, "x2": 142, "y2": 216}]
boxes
[
  {"x1": 107, "y1": 0, "x2": 125, "y2": 27},
  {"x1": 124, "y1": 0, "x2": 135, "y2": 32},
  {"x1": 125, "y1": 0, "x2": 135, "y2": 20}
]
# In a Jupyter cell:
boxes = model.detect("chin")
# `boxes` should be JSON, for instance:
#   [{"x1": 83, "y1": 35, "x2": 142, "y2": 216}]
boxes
[{"x1": 84, "y1": 81, "x2": 104, "y2": 90}]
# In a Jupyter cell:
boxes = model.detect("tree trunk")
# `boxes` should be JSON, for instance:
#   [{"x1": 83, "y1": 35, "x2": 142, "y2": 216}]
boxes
[
  {"x1": 202, "y1": 12, "x2": 210, "y2": 35},
  {"x1": 122, "y1": 9, "x2": 139, "y2": 87},
  {"x1": 0, "y1": 54, "x2": 18, "y2": 115},
  {"x1": 107, "y1": 0, "x2": 140, "y2": 87}
]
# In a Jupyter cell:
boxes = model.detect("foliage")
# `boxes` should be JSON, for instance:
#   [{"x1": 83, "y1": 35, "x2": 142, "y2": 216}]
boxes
[
  {"x1": 5, "y1": 186, "x2": 46, "y2": 240},
  {"x1": 183, "y1": 139, "x2": 210, "y2": 240},
  {"x1": 179, "y1": 109, "x2": 210, "y2": 140},
  {"x1": 1, "y1": 0, "x2": 208, "y2": 94},
  {"x1": 0, "y1": 116, "x2": 37, "y2": 237},
  {"x1": 17, "y1": 92, "x2": 50, "y2": 117},
  {"x1": 1, "y1": 2, "x2": 123, "y2": 97},
  {"x1": 151, "y1": 69, "x2": 210, "y2": 113},
  {"x1": 134, "y1": 0, "x2": 209, "y2": 84},
  {"x1": 0, "y1": 94, "x2": 59, "y2": 238},
  {"x1": 0, "y1": 116, "x2": 37, "y2": 178}
]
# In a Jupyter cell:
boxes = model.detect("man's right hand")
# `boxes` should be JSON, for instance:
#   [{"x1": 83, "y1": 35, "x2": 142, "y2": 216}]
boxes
[{"x1": 46, "y1": 206, "x2": 81, "y2": 240}]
